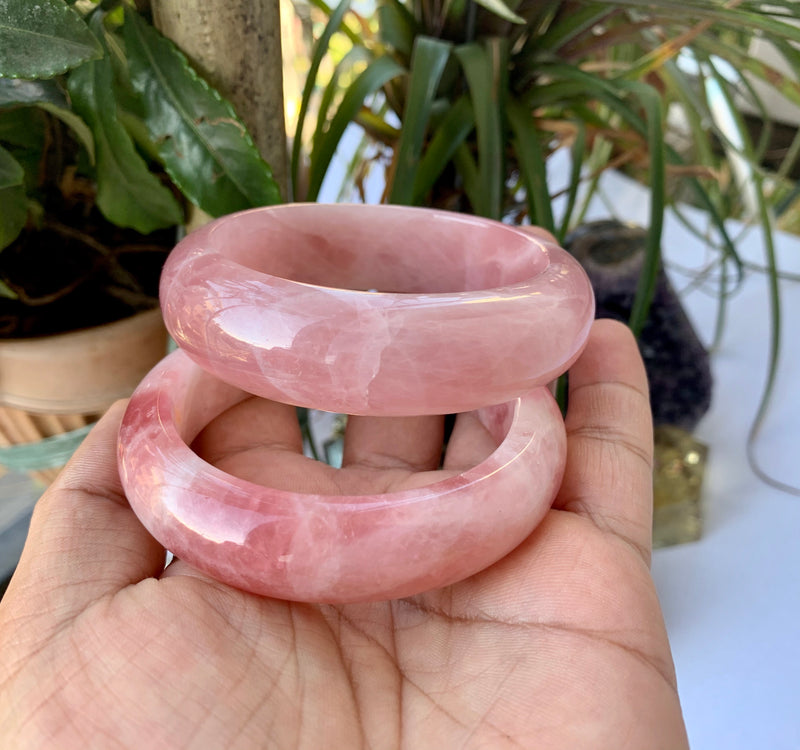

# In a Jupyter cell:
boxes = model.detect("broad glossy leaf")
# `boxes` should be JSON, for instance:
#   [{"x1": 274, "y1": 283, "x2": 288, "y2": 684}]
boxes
[
  {"x1": 0, "y1": 77, "x2": 66, "y2": 107},
  {"x1": 0, "y1": 76, "x2": 95, "y2": 161},
  {"x1": 122, "y1": 8, "x2": 281, "y2": 216},
  {"x1": 0, "y1": 106, "x2": 45, "y2": 149},
  {"x1": 68, "y1": 55, "x2": 184, "y2": 233},
  {"x1": 0, "y1": 0, "x2": 102, "y2": 78},
  {"x1": 0, "y1": 144, "x2": 27, "y2": 249}
]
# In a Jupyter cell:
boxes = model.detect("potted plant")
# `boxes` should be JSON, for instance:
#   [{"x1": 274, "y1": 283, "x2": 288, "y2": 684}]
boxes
[
  {"x1": 290, "y1": 0, "x2": 800, "y2": 537},
  {"x1": 0, "y1": 0, "x2": 282, "y2": 483}
]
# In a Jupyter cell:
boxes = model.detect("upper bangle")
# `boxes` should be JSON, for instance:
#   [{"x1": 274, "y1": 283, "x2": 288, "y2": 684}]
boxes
[
  {"x1": 160, "y1": 204, "x2": 594, "y2": 416},
  {"x1": 118, "y1": 349, "x2": 566, "y2": 603}
]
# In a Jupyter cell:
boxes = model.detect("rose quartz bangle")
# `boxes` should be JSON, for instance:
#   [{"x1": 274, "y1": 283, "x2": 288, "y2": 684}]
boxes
[
  {"x1": 160, "y1": 204, "x2": 594, "y2": 416},
  {"x1": 118, "y1": 350, "x2": 567, "y2": 603}
]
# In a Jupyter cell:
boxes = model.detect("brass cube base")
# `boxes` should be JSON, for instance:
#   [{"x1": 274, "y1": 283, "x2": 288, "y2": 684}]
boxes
[{"x1": 653, "y1": 425, "x2": 708, "y2": 548}]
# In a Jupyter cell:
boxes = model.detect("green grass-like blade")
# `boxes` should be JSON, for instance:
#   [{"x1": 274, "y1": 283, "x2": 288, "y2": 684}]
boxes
[
  {"x1": 389, "y1": 36, "x2": 452, "y2": 205},
  {"x1": 615, "y1": 79, "x2": 665, "y2": 336},
  {"x1": 306, "y1": 55, "x2": 405, "y2": 202},
  {"x1": 702, "y1": 56, "x2": 795, "y2": 494},
  {"x1": 532, "y1": 5, "x2": 612, "y2": 54},
  {"x1": 452, "y1": 141, "x2": 481, "y2": 211},
  {"x1": 472, "y1": 0, "x2": 524, "y2": 24},
  {"x1": 507, "y1": 99, "x2": 555, "y2": 232},
  {"x1": 557, "y1": 119, "x2": 586, "y2": 242},
  {"x1": 307, "y1": 0, "x2": 362, "y2": 46},
  {"x1": 377, "y1": 0, "x2": 417, "y2": 59},
  {"x1": 454, "y1": 41, "x2": 505, "y2": 219},
  {"x1": 291, "y1": 0, "x2": 352, "y2": 200},
  {"x1": 412, "y1": 95, "x2": 474, "y2": 204}
]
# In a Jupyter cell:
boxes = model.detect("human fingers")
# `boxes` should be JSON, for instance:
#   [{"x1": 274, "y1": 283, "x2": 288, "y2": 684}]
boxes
[
  {"x1": 3, "y1": 402, "x2": 165, "y2": 623},
  {"x1": 555, "y1": 319, "x2": 654, "y2": 563},
  {"x1": 189, "y1": 396, "x2": 349, "y2": 494},
  {"x1": 341, "y1": 415, "x2": 445, "y2": 472}
]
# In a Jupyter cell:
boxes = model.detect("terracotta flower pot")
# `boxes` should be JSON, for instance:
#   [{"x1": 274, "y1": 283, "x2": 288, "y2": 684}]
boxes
[{"x1": 0, "y1": 308, "x2": 168, "y2": 484}]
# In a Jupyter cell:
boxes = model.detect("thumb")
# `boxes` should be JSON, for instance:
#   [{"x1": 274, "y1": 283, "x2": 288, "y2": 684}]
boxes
[{"x1": 4, "y1": 402, "x2": 165, "y2": 624}]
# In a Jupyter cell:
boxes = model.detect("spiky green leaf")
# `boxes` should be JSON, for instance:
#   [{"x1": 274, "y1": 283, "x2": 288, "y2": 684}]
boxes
[
  {"x1": 0, "y1": 0, "x2": 102, "y2": 78},
  {"x1": 122, "y1": 8, "x2": 280, "y2": 216},
  {"x1": 68, "y1": 55, "x2": 184, "y2": 233}
]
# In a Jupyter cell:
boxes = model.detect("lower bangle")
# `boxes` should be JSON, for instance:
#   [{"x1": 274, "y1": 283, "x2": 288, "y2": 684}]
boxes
[{"x1": 118, "y1": 350, "x2": 567, "y2": 603}]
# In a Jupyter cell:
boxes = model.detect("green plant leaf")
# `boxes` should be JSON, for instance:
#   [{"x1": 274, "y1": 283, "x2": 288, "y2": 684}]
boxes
[
  {"x1": 389, "y1": 36, "x2": 452, "y2": 205},
  {"x1": 313, "y1": 47, "x2": 373, "y2": 153},
  {"x1": 557, "y1": 119, "x2": 586, "y2": 242},
  {"x1": 0, "y1": 144, "x2": 27, "y2": 250},
  {"x1": 701, "y1": 55, "x2": 794, "y2": 495},
  {"x1": 412, "y1": 95, "x2": 474, "y2": 204},
  {"x1": 307, "y1": 0, "x2": 361, "y2": 46},
  {"x1": 68, "y1": 55, "x2": 184, "y2": 233},
  {"x1": 0, "y1": 76, "x2": 95, "y2": 161},
  {"x1": 291, "y1": 0, "x2": 352, "y2": 200},
  {"x1": 122, "y1": 8, "x2": 281, "y2": 216},
  {"x1": 506, "y1": 99, "x2": 554, "y2": 233},
  {"x1": 452, "y1": 141, "x2": 481, "y2": 210},
  {"x1": 0, "y1": 77, "x2": 67, "y2": 107},
  {"x1": 454, "y1": 41, "x2": 506, "y2": 219},
  {"x1": 694, "y1": 35, "x2": 800, "y2": 109},
  {"x1": 306, "y1": 55, "x2": 405, "y2": 202},
  {"x1": 0, "y1": 0, "x2": 102, "y2": 79},
  {"x1": 617, "y1": 79, "x2": 665, "y2": 337},
  {"x1": 0, "y1": 106, "x2": 45, "y2": 149},
  {"x1": 377, "y1": 0, "x2": 417, "y2": 59},
  {"x1": 472, "y1": 0, "x2": 524, "y2": 25}
]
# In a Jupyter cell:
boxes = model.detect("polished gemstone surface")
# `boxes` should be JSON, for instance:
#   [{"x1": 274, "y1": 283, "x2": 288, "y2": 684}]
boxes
[
  {"x1": 160, "y1": 204, "x2": 595, "y2": 415},
  {"x1": 120, "y1": 205, "x2": 595, "y2": 601},
  {"x1": 118, "y1": 350, "x2": 567, "y2": 602}
]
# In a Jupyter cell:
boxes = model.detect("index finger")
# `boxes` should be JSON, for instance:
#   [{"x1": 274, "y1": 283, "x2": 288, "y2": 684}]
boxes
[{"x1": 555, "y1": 319, "x2": 654, "y2": 563}]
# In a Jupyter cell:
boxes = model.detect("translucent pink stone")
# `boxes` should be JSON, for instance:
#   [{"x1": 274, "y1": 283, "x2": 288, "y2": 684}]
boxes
[
  {"x1": 160, "y1": 204, "x2": 595, "y2": 416},
  {"x1": 118, "y1": 351, "x2": 567, "y2": 603},
  {"x1": 119, "y1": 205, "x2": 595, "y2": 601}
]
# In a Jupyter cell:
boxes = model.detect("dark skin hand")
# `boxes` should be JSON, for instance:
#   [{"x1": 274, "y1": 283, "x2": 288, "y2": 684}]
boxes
[{"x1": 0, "y1": 319, "x2": 689, "y2": 749}]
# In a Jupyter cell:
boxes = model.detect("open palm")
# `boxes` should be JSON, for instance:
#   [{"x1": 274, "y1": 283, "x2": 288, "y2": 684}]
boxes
[{"x1": 0, "y1": 320, "x2": 688, "y2": 749}]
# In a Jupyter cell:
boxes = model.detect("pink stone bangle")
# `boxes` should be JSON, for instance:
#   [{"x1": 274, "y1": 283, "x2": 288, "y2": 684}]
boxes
[
  {"x1": 118, "y1": 350, "x2": 567, "y2": 603},
  {"x1": 160, "y1": 204, "x2": 594, "y2": 416}
]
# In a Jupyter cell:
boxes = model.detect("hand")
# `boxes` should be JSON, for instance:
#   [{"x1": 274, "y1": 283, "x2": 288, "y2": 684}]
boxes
[{"x1": 0, "y1": 319, "x2": 688, "y2": 749}]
